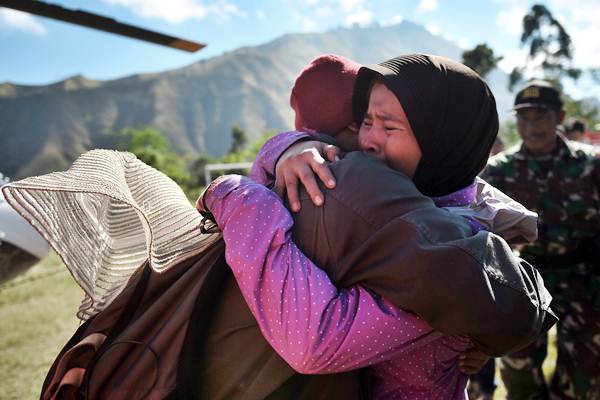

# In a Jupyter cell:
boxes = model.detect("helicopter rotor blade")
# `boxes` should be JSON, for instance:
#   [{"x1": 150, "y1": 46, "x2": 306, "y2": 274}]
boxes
[{"x1": 0, "y1": 0, "x2": 206, "y2": 52}]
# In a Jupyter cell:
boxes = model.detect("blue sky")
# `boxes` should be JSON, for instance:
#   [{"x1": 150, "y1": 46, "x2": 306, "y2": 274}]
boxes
[{"x1": 1, "y1": 0, "x2": 599, "y2": 94}]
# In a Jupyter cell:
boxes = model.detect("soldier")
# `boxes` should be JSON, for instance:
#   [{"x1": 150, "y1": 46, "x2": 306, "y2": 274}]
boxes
[
  {"x1": 564, "y1": 117, "x2": 588, "y2": 142},
  {"x1": 482, "y1": 80, "x2": 600, "y2": 399}
]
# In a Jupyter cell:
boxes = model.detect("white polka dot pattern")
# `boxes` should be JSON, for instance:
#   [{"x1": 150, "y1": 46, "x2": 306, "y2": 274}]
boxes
[{"x1": 205, "y1": 174, "x2": 471, "y2": 399}]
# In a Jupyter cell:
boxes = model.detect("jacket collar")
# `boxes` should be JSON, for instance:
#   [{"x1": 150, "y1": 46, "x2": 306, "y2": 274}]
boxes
[{"x1": 514, "y1": 132, "x2": 575, "y2": 161}]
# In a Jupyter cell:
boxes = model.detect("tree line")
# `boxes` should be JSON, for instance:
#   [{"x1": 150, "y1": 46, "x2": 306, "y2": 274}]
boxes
[
  {"x1": 461, "y1": 3, "x2": 598, "y2": 145},
  {"x1": 110, "y1": 125, "x2": 273, "y2": 201},
  {"x1": 115, "y1": 3, "x2": 599, "y2": 200}
]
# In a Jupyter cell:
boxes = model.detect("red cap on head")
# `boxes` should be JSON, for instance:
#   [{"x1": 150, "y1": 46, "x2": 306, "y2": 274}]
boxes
[{"x1": 290, "y1": 54, "x2": 361, "y2": 135}]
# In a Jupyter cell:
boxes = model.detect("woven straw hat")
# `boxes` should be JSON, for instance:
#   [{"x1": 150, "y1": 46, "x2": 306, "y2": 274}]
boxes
[{"x1": 2, "y1": 150, "x2": 220, "y2": 319}]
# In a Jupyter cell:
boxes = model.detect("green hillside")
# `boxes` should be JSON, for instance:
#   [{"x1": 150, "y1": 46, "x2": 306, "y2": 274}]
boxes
[{"x1": 1, "y1": 21, "x2": 516, "y2": 180}]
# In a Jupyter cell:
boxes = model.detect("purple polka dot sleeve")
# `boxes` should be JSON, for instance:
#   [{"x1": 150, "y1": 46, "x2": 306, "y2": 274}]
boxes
[
  {"x1": 204, "y1": 175, "x2": 443, "y2": 374},
  {"x1": 248, "y1": 131, "x2": 313, "y2": 186}
]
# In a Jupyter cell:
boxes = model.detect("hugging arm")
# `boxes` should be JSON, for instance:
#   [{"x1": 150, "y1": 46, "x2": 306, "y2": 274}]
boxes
[
  {"x1": 253, "y1": 131, "x2": 539, "y2": 244},
  {"x1": 205, "y1": 143, "x2": 556, "y2": 356},
  {"x1": 201, "y1": 174, "x2": 442, "y2": 374},
  {"x1": 249, "y1": 131, "x2": 342, "y2": 211},
  {"x1": 248, "y1": 131, "x2": 313, "y2": 186}
]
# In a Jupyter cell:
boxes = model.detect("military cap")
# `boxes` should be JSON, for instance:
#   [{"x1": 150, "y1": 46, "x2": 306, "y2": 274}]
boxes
[{"x1": 514, "y1": 80, "x2": 563, "y2": 110}]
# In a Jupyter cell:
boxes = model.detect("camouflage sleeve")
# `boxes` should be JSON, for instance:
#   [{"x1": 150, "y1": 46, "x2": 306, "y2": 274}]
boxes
[
  {"x1": 592, "y1": 152, "x2": 600, "y2": 196},
  {"x1": 480, "y1": 156, "x2": 506, "y2": 191}
]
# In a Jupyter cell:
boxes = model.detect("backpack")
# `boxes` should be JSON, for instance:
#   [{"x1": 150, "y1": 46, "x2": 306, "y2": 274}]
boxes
[
  {"x1": 41, "y1": 241, "x2": 227, "y2": 399},
  {"x1": 41, "y1": 240, "x2": 367, "y2": 400}
]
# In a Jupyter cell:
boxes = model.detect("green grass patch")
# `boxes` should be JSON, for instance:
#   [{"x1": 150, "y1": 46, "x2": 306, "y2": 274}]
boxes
[{"x1": 0, "y1": 254, "x2": 82, "y2": 400}]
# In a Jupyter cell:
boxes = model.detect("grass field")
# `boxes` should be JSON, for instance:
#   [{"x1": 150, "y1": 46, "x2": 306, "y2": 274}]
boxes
[
  {"x1": 0, "y1": 254, "x2": 82, "y2": 400},
  {"x1": 0, "y1": 255, "x2": 556, "y2": 399}
]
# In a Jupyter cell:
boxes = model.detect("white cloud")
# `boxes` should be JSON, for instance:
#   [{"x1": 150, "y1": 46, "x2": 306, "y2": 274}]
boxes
[
  {"x1": 425, "y1": 23, "x2": 440, "y2": 35},
  {"x1": 497, "y1": 48, "x2": 527, "y2": 74},
  {"x1": 546, "y1": 0, "x2": 600, "y2": 68},
  {"x1": 102, "y1": 0, "x2": 244, "y2": 23},
  {"x1": 569, "y1": 23, "x2": 600, "y2": 68},
  {"x1": 547, "y1": 0, "x2": 600, "y2": 22},
  {"x1": 458, "y1": 38, "x2": 470, "y2": 49},
  {"x1": 495, "y1": 0, "x2": 600, "y2": 69},
  {"x1": 207, "y1": 1, "x2": 247, "y2": 20},
  {"x1": 103, "y1": 0, "x2": 205, "y2": 23},
  {"x1": 315, "y1": 6, "x2": 334, "y2": 18},
  {"x1": 339, "y1": 0, "x2": 364, "y2": 12},
  {"x1": 255, "y1": 9, "x2": 266, "y2": 20},
  {"x1": 344, "y1": 8, "x2": 373, "y2": 27},
  {"x1": 382, "y1": 14, "x2": 404, "y2": 27},
  {"x1": 496, "y1": 6, "x2": 525, "y2": 36},
  {"x1": 297, "y1": 0, "x2": 372, "y2": 29},
  {"x1": 300, "y1": 17, "x2": 318, "y2": 32},
  {"x1": 0, "y1": 9, "x2": 46, "y2": 35},
  {"x1": 445, "y1": 33, "x2": 469, "y2": 48},
  {"x1": 417, "y1": 0, "x2": 438, "y2": 13}
]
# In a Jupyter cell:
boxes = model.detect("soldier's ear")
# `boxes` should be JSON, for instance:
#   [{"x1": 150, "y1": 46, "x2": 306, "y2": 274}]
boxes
[{"x1": 557, "y1": 109, "x2": 566, "y2": 124}]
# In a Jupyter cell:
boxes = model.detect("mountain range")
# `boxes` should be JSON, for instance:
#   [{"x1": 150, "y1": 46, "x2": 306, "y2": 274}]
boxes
[{"x1": 0, "y1": 21, "x2": 514, "y2": 179}]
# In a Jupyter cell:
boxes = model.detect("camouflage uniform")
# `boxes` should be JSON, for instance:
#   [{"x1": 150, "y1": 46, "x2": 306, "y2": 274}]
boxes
[{"x1": 482, "y1": 134, "x2": 600, "y2": 399}]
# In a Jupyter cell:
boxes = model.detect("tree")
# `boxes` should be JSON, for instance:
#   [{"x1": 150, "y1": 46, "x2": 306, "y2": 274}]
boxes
[
  {"x1": 498, "y1": 119, "x2": 520, "y2": 148},
  {"x1": 462, "y1": 44, "x2": 503, "y2": 78},
  {"x1": 188, "y1": 154, "x2": 215, "y2": 187},
  {"x1": 509, "y1": 4, "x2": 580, "y2": 90},
  {"x1": 113, "y1": 127, "x2": 169, "y2": 154},
  {"x1": 229, "y1": 125, "x2": 247, "y2": 154},
  {"x1": 110, "y1": 127, "x2": 191, "y2": 188},
  {"x1": 563, "y1": 96, "x2": 599, "y2": 129}
]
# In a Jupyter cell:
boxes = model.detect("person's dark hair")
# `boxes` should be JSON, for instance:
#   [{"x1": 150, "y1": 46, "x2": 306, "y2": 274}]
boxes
[
  {"x1": 353, "y1": 54, "x2": 499, "y2": 197},
  {"x1": 564, "y1": 117, "x2": 587, "y2": 134}
]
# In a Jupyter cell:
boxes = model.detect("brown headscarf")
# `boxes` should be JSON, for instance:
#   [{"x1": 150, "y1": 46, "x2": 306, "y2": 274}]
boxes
[{"x1": 352, "y1": 54, "x2": 499, "y2": 197}]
